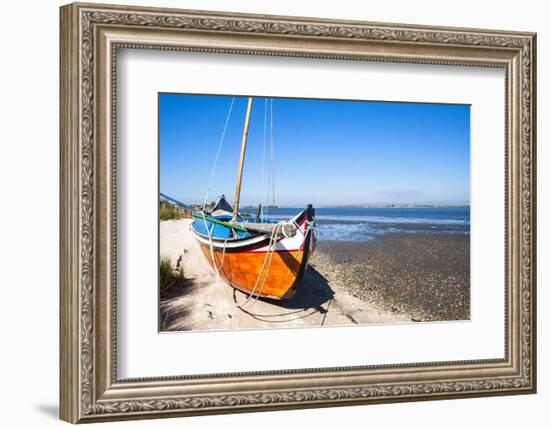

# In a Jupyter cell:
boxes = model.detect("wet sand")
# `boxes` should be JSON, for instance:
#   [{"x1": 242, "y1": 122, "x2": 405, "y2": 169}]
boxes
[{"x1": 311, "y1": 235, "x2": 470, "y2": 321}]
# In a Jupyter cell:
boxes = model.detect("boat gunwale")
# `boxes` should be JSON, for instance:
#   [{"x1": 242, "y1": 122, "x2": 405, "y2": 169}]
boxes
[
  {"x1": 191, "y1": 208, "x2": 311, "y2": 252},
  {"x1": 192, "y1": 229, "x2": 273, "y2": 252}
]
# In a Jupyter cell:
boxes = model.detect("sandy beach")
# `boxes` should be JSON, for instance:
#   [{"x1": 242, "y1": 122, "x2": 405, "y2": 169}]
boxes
[
  {"x1": 159, "y1": 219, "x2": 412, "y2": 331},
  {"x1": 159, "y1": 218, "x2": 469, "y2": 331},
  {"x1": 312, "y1": 236, "x2": 470, "y2": 322}
]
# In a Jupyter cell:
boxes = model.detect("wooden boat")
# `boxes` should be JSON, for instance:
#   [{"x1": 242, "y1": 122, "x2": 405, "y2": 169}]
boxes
[{"x1": 190, "y1": 97, "x2": 317, "y2": 300}]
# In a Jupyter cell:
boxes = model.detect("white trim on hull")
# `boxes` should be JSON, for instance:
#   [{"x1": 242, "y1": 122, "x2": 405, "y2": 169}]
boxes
[{"x1": 191, "y1": 210, "x2": 312, "y2": 253}]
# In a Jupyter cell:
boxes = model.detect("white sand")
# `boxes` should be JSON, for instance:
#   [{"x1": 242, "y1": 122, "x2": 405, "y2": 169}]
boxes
[{"x1": 160, "y1": 219, "x2": 407, "y2": 331}]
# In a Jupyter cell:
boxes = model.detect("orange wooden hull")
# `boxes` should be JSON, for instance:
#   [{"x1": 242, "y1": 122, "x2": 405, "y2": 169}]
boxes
[
  {"x1": 193, "y1": 204, "x2": 316, "y2": 299},
  {"x1": 199, "y1": 243, "x2": 311, "y2": 300}
]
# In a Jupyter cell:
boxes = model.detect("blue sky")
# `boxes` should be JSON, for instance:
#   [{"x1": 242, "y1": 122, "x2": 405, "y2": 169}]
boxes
[{"x1": 159, "y1": 94, "x2": 470, "y2": 206}]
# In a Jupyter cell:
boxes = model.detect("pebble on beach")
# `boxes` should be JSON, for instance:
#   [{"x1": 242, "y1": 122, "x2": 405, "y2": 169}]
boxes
[{"x1": 309, "y1": 234, "x2": 470, "y2": 322}]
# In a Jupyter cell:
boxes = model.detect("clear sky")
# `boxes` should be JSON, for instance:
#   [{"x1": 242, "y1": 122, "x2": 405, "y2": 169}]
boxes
[{"x1": 159, "y1": 93, "x2": 470, "y2": 207}]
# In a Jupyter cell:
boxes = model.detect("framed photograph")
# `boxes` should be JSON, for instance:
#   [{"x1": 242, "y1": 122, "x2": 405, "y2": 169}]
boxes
[
  {"x1": 60, "y1": 2, "x2": 537, "y2": 423},
  {"x1": 158, "y1": 93, "x2": 472, "y2": 331}
]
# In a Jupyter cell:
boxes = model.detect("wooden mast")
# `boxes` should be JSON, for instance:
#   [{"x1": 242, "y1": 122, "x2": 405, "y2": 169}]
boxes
[{"x1": 233, "y1": 97, "x2": 253, "y2": 220}]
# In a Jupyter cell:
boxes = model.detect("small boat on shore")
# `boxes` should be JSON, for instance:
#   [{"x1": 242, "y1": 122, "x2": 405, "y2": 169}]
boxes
[
  {"x1": 192, "y1": 196, "x2": 316, "y2": 300},
  {"x1": 161, "y1": 98, "x2": 317, "y2": 300},
  {"x1": 181, "y1": 96, "x2": 317, "y2": 300}
]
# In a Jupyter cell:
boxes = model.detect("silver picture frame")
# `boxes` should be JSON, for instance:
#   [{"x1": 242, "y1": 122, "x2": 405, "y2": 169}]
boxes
[{"x1": 60, "y1": 2, "x2": 536, "y2": 422}]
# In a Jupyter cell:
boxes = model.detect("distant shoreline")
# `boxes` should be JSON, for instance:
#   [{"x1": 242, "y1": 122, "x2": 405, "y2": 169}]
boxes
[
  {"x1": 320, "y1": 205, "x2": 470, "y2": 209},
  {"x1": 240, "y1": 205, "x2": 470, "y2": 209},
  {"x1": 165, "y1": 199, "x2": 471, "y2": 210}
]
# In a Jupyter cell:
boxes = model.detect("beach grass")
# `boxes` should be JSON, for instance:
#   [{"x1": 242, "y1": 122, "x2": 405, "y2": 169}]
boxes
[
  {"x1": 159, "y1": 257, "x2": 174, "y2": 291},
  {"x1": 160, "y1": 207, "x2": 183, "y2": 220},
  {"x1": 160, "y1": 255, "x2": 187, "y2": 292}
]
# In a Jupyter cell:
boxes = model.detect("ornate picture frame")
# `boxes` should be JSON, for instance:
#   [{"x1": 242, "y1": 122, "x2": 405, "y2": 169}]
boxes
[{"x1": 60, "y1": 2, "x2": 536, "y2": 423}]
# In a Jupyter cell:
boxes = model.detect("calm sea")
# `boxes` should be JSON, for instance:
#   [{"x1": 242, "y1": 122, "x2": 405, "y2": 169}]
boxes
[{"x1": 242, "y1": 207, "x2": 470, "y2": 242}]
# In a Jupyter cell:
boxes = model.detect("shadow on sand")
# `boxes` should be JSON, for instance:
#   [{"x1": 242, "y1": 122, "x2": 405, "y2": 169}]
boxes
[
  {"x1": 160, "y1": 266, "x2": 334, "y2": 329},
  {"x1": 274, "y1": 266, "x2": 334, "y2": 309},
  {"x1": 233, "y1": 266, "x2": 335, "y2": 324},
  {"x1": 160, "y1": 277, "x2": 197, "y2": 301},
  {"x1": 159, "y1": 278, "x2": 198, "y2": 331}
]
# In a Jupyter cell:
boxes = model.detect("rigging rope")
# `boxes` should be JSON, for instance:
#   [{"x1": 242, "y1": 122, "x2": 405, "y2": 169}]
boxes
[
  {"x1": 270, "y1": 98, "x2": 275, "y2": 207},
  {"x1": 235, "y1": 98, "x2": 281, "y2": 308},
  {"x1": 264, "y1": 98, "x2": 275, "y2": 219},
  {"x1": 200, "y1": 214, "x2": 230, "y2": 292},
  {"x1": 203, "y1": 219, "x2": 284, "y2": 308},
  {"x1": 197, "y1": 96, "x2": 295, "y2": 310},
  {"x1": 201, "y1": 97, "x2": 236, "y2": 213},
  {"x1": 260, "y1": 98, "x2": 267, "y2": 222},
  {"x1": 238, "y1": 222, "x2": 282, "y2": 308},
  {"x1": 199, "y1": 96, "x2": 235, "y2": 291}
]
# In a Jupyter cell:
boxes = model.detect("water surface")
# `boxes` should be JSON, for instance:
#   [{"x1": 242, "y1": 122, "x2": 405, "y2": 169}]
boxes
[{"x1": 242, "y1": 207, "x2": 470, "y2": 242}]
